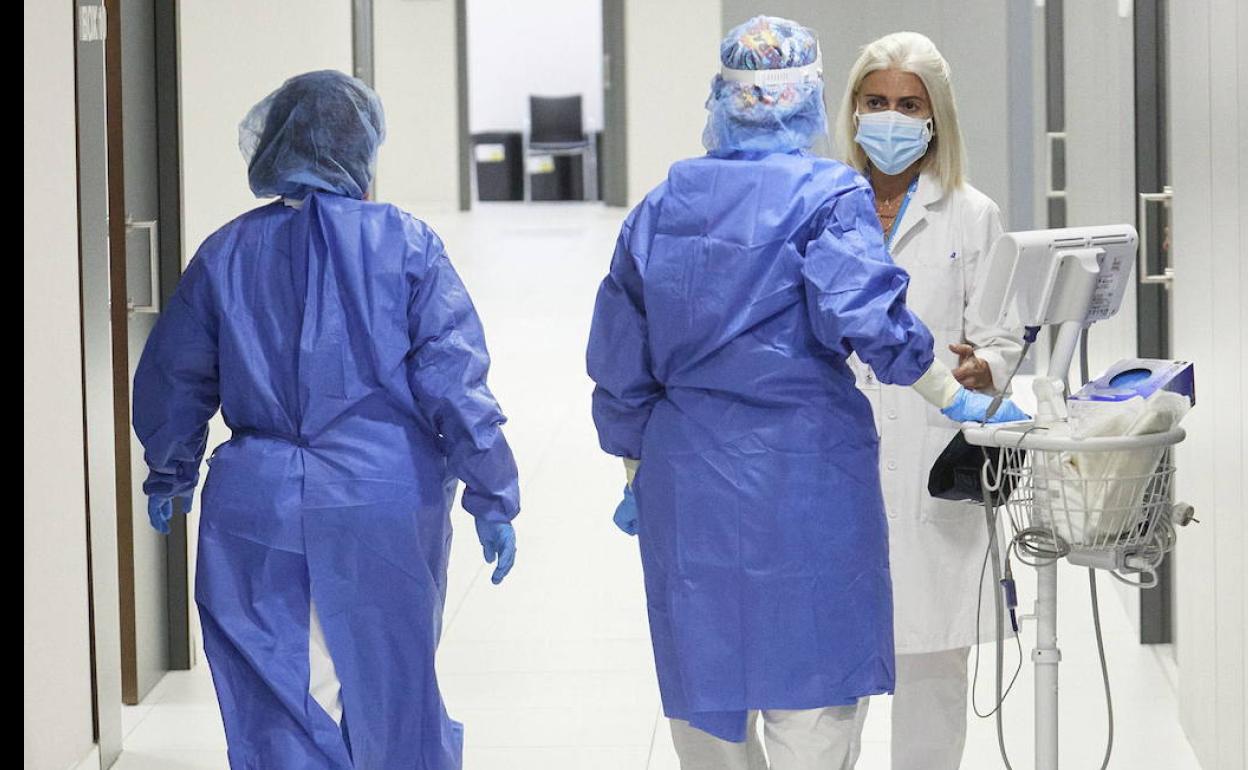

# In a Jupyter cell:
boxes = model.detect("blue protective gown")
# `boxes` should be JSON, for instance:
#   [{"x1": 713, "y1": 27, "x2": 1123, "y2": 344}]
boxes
[
  {"x1": 133, "y1": 192, "x2": 519, "y2": 769},
  {"x1": 587, "y1": 150, "x2": 936, "y2": 742}
]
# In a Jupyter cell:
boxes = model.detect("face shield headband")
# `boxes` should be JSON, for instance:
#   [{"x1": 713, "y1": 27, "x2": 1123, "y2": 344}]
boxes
[{"x1": 719, "y1": 44, "x2": 823, "y2": 87}]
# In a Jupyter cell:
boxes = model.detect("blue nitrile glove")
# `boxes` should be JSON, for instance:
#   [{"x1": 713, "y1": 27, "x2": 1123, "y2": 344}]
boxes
[
  {"x1": 475, "y1": 519, "x2": 517, "y2": 585},
  {"x1": 613, "y1": 485, "x2": 639, "y2": 536},
  {"x1": 146, "y1": 494, "x2": 192, "y2": 535},
  {"x1": 941, "y1": 388, "x2": 1030, "y2": 424}
]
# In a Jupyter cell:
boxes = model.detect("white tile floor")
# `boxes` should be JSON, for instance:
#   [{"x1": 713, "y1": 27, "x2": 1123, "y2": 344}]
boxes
[{"x1": 113, "y1": 203, "x2": 1201, "y2": 769}]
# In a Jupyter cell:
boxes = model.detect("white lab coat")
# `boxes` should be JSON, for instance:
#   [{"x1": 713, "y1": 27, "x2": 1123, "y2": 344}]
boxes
[{"x1": 852, "y1": 170, "x2": 1023, "y2": 655}]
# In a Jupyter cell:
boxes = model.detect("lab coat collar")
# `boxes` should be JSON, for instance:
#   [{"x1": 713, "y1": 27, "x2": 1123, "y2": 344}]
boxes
[{"x1": 888, "y1": 169, "x2": 945, "y2": 251}]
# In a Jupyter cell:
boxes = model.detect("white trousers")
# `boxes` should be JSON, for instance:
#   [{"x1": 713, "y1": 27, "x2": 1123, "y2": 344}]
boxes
[
  {"x1": 887, "y1": 647, "x2": 971, "y2": 770},
  {"x1": 308, "y1": 600, "x2": 344, "y2": 725},
  {"x1": 670, "y1": 703, "x2": 867, "y2": 770}
]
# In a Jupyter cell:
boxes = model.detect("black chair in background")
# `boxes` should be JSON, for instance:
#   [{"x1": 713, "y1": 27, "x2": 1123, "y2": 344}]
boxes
[{"x1": 525, "y1": 94, "x2": 598, "y2": 202}]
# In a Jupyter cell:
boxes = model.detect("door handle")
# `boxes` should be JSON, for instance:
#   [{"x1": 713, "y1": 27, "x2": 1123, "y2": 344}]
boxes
[
  {"x1": 125, "y1": 217, "x2": 161, "y2": 314},
  {"x1": 1137, "y1": 186, "x2": 1173, "y2": 287}
]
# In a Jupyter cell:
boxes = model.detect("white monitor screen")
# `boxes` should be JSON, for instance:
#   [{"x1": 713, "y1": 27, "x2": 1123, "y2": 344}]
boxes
[{"x1": 972, "y1": 225, "x2": 1138, "y2": 329}]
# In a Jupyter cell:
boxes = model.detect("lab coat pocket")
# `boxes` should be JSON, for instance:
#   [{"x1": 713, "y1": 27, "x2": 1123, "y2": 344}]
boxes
[{"x1": 923, "y1": 495, "x2": 985, "y2": 525}]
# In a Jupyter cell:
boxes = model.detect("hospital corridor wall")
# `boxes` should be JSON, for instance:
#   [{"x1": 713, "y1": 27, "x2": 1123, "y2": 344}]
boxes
[
  {"x1": 1169, "y1": 0, "x2": 1248, "y2": 767},
  {"x1": 374, "y1": 0, "x2": 461, "y2": 210},
  {"x1": 618, "y1": 0, "x2": 722, "y2": 204},
  {"x1": 178, "y1": 1, "x2": 354, "y2": 254},
  {"x1": 24, "y1": 0, "x2": 96, "y2": 767}
]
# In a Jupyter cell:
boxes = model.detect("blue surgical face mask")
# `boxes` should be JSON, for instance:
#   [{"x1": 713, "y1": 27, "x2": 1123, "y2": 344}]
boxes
[{"x1": 854, "y1": 110, "x2": 934, "y2": 176}]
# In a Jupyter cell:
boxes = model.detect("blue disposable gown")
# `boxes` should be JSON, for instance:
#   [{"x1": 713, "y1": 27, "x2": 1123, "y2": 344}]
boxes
[
  {"x1": 133, "y1": 192, "x2": 519, "y2": 769},
  {"x1": 587, "y1": 150, "x2": 936, "y2": 742}
]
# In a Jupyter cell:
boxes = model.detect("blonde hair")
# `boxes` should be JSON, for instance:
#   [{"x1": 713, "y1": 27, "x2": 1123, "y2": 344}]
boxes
[{"x1": 836, "y1": 31, "x2": 965, "y2": 192}]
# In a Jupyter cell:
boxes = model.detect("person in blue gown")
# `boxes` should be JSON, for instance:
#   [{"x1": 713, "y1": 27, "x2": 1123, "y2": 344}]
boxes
[
  {"x1": 588, "y1": 17, "x2": 1023, "y2": 770},
  {"x1": 132, "y1": 70, "x2": 519, "y2": 770}
]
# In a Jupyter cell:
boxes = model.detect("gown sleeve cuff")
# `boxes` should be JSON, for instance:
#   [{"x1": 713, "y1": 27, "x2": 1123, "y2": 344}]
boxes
[
  {"x1": 472, "y1": 509, "x2": 515, "y2": 525},
  {"x1": 910, "y1": 359, "x2": 961, "y2": 409},
  {"x1": 623, "y1": 457, "x2": 640, "y2": 487}
]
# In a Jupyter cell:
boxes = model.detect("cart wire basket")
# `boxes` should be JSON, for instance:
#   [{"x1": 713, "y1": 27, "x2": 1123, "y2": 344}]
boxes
[{"x1": 962, "y1": 422, "x2": 1187, "y2": 587}]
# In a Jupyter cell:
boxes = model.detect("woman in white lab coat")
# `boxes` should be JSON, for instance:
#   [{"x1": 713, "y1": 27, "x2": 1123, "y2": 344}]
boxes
[{"x1": 834, "y1": 32, "x2": 1023, "y2": 769}]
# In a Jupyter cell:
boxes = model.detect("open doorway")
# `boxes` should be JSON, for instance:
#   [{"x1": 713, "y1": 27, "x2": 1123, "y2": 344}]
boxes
[{"x1": 462, "y1": 0, "x2": 607, "y2": 205}]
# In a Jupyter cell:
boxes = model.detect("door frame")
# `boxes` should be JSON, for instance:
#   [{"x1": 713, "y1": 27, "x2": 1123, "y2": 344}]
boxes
[
  {"x1": 103, "y1": 0, "x2": 140, "y2": 706},
  {"x1": 601, "y1": 0, "x2": 627, "y2": 206},
  {"x1": 154, "y1": 0, "x2": 191, "y2": 670},
  {"x1": 105, "y1": 0, "x2": 191, "y2": 705},
  {"x1": 352, "y1": 0, "x2": 375, "y2": 86},
  {"x1": 74, "y1": 0, "x2": 125, "y2": 762},
  {"x1": 456, "y1": 0, "x2": 471, "y2": 211},
  {"x1": 1133, "y1": 0, "x2": 1173, "y2": 645}
]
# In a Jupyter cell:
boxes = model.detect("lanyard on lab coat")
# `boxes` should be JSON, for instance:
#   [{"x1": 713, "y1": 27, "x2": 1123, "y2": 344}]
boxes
[{"x1": 885, "y1": 176, "x2": 920, "y2": 253}]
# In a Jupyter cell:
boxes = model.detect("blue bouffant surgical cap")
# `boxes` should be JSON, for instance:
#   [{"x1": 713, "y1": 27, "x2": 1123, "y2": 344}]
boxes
[
  {"x1": 703, "y1": 16, "x2": 827, "y2": 155},
  {"x1": 240, "y1": 70, "x2": 386, "y2": 200}
]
